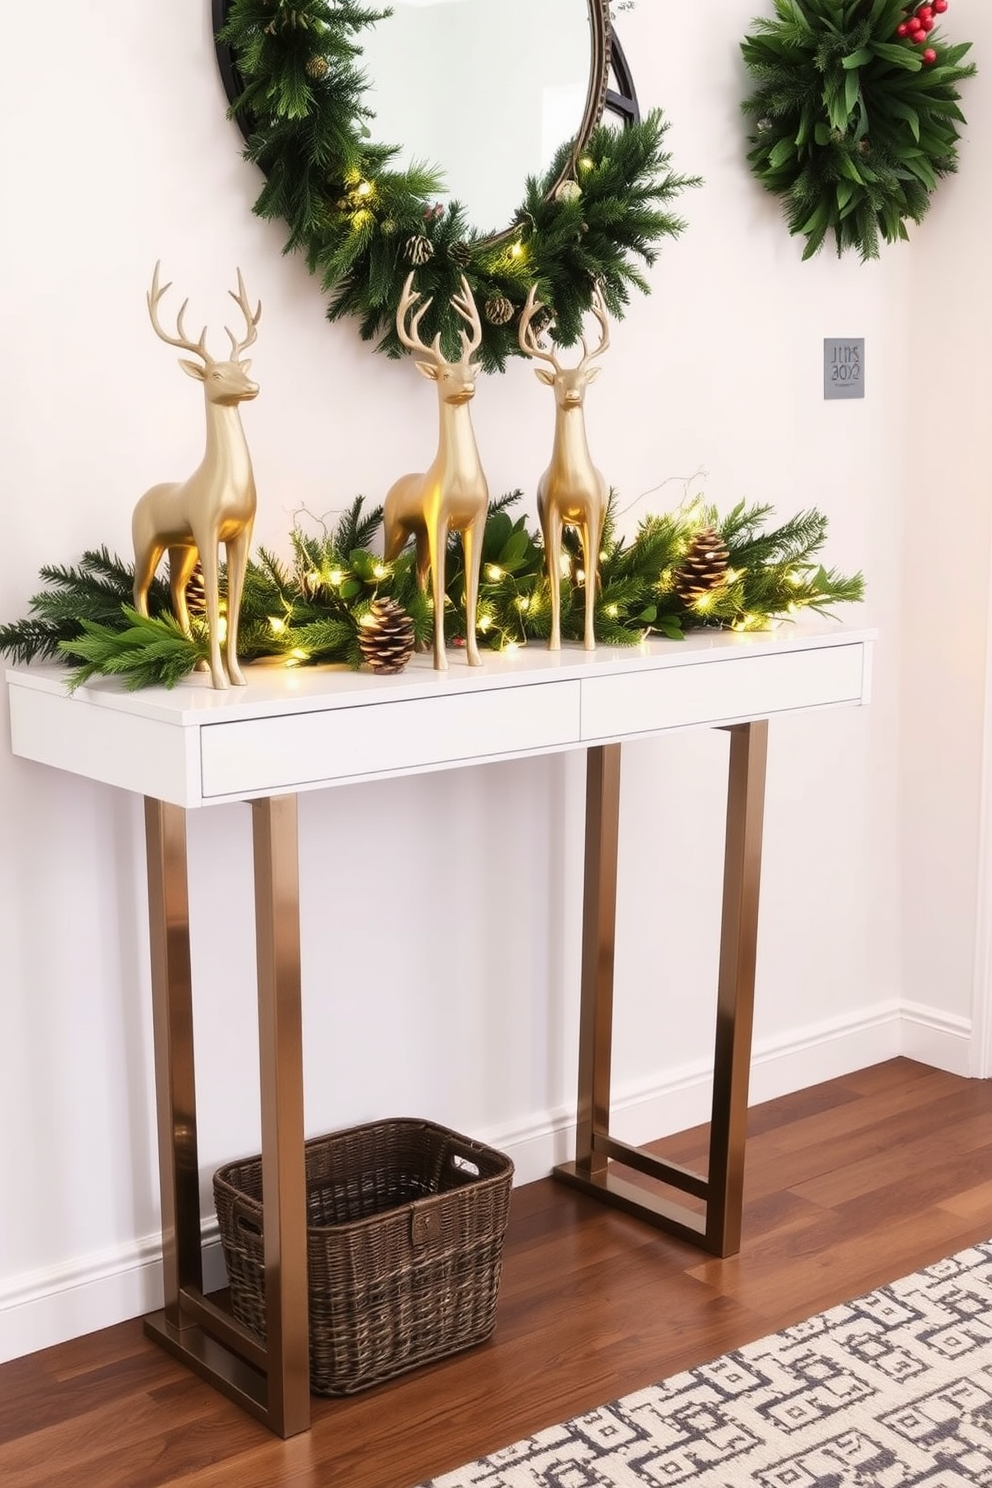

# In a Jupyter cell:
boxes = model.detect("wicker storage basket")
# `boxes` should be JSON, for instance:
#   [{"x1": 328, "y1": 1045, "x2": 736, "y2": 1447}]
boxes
[{"x1": 213, "y1": 1117, "x2": 514, "y2": 1396}]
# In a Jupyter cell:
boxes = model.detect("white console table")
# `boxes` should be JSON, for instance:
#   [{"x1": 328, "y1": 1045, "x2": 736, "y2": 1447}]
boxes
[{"x1": 5, "y1": 620, "x2": 874, "y2": 1437}]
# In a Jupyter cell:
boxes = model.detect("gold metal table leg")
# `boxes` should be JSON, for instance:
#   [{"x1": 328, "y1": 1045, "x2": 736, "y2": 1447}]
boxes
[
  {"x1": 142, "y1": 794, "x2": 310, "y2": 1437},
  {"x1": 251, "y1": 795, "x2": 310, "y2": 1436},
  {"x1": 143, "y1": 799, "x2": 201, "y2": 1323},
  {"x1": 554, "y1": 722, "x2": 769, "y2": 1258}
]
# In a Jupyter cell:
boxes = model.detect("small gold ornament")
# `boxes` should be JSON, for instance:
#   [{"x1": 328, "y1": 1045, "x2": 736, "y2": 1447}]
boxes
[
  {"x1": 554, "y1": 178, "x2": 582, "y2": 203},
  {"x1": 484, "y1": 294, "x2": 514, "y2": 327},
  {"x1": 305, "y1": 54, "x2": 330, "y2": 80},
  {"x1": 403, "y1": 234, "x2": 434, "y2": 266},
  {"x1": 674, "y1": 525, "x2": 730, "y2": 605},
  {"x1": 358, "y1": 598, "x2": 416, "y2": 674}
]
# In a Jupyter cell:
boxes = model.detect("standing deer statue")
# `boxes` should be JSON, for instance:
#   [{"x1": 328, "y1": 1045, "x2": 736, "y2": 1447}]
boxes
[
  {"x1": 519, "y1": 283, "x2": 611, "y2": 651},
  {"x1": 383, "y1": 271, "x2": 488, "y2": 671},
  {"x1": 132, "y1": 262, "x2": 261, "y2": 690}
]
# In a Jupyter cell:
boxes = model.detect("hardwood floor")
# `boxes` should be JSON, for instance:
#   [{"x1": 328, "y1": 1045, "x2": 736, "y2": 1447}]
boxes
[{"x1": 2, "y1": 1058, "x2": 992, "y2": 1488}]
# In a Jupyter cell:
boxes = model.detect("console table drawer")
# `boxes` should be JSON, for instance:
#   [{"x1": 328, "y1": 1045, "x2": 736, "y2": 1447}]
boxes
[
  {"x1": 200, "y1": 680, "x2": 582, "y2": 798},
  {"x1": 580, "y1": 642, "x2": 866, "y2": 741}
]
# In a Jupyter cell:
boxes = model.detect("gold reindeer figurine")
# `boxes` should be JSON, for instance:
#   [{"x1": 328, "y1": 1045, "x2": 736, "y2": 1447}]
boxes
[
  {"x1": 132, "y1": 262, "x2": 261, "y2": 690},
  {"x1": 518, "y1": 283, "x2": 611, "y2": 651},
  {"x1": 383, "y1": 272, "x2": 488, "y2": 671}
]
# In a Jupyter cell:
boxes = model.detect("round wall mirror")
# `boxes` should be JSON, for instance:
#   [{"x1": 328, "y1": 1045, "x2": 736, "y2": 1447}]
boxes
[
  {"x1": 359, "y1": 0, "x2": 603, "y2": 237},
  {"x1": 213, "y1": 0, "x2": 639, "y2": 248}
]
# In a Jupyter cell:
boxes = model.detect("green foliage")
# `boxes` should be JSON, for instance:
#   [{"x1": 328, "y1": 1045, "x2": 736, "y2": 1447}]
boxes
[
  {"x1": 0, "y1": 496, "x2": 865, "y2": 689},
  {"x1": 60, "y1": 611, "x2": 206, "y2": 692},
  {"x1": 0, "y1": 547, "x2": 169, "y2": 664},
  {"x1": 218, "y1": 0, "x2": 699, "y2": 370},
  {"x1": 740, "y1": 0, "x2": 976, "y2": 260}
]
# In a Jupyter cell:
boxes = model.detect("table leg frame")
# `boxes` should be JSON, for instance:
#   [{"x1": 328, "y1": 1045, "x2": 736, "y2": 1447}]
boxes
[
  {"x1": 554, "y1": 722, "x2": 769, "y2": 1257},
  {"x1": 141, "y1": 795, "x2": 310, "y2": 1438},
  {"x1": 140, "y1": 720, "x2": 768, "y2": 1432}
]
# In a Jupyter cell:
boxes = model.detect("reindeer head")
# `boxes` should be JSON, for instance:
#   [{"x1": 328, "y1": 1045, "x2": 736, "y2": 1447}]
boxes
[
  {"x1": 395, "y1": 271, "x2": 483, "y2": 406},
  {"x1": 518, "y1": 283, "x2": 610, "y2": 412},
  {"x1": 147, "y1": 262, "x2": 261, "y2": 406}
]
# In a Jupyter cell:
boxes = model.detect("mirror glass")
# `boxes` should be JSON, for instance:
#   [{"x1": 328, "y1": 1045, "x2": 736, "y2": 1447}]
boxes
[{"x1": 360, "y1": 0, "x2": 596, "y2": 236}]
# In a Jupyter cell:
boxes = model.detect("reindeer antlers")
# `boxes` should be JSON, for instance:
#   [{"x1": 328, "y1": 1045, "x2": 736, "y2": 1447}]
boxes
[
  {"x1": 518, "y1": 284, "x2": 563, "y2": 373},
  {"x1": 147, "y1": 262, "x2": 261, "y2": 364},
  {"x1": 147, "y1": 261, "x2": 210, "y2": 362},
  {"x1": 395, "y1": 271, "x2": 482, "y2": 365},
  {"x1": 225, "y1": 268, "x2": 262, "y2": 360},
  {"x1": 518, "y1": 282, "x2": 610, "y2": 372}
]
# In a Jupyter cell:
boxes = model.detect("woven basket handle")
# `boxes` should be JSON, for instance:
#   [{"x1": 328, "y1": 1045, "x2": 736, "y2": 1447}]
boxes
[{"x1": 231, "y1": 1193, "x2": 262, "y2": 1241}]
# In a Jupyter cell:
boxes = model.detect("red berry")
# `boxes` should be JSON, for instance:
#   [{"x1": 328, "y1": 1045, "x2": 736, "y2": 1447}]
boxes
[
  {"x1": 933, "y1": 0, "x2": 948, "y2": 10},
  {"x1": 896, "y1": 20, "x2": 909, "y2": 33},
  {"x1": 910, "y1": 25, "x2": 925, "y2": 41},
  {"x1": 920, "y1": 15, "x2": 934, "y2": 29},
  {"x1": 922, "y1": 47, "x2": 937, "y2": 62}
]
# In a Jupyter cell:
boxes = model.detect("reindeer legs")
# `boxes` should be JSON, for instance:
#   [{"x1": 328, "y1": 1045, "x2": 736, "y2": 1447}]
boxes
[
  {"x1": 540, "y1": 501, "x2": 564, "y2": 652},
  {"x1": 224, "y1": 525, "x2": 253, "y2": 687},
  {"x1": 461, "y1": 510, "x2": 486, "y2": 669},
  {"x1": 428, "y1": 517, "x2": 449, "y2": 672}
]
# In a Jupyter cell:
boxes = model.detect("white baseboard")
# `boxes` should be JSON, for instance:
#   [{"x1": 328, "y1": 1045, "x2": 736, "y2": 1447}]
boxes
[
  {"x1": 0, "y1": 1226, "x2": 227, "y2": 1366},
  {"x1": 0, "y1": 1001, "x2": 972, "y2": 1366},
  {"x1": 898, "y1": 1001, "x2": 973, "y2": 1076}
]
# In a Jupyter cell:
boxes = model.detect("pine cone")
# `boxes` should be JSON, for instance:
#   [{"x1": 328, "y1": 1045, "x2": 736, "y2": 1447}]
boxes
[
  {"x1": 184, "y1": 560, "x2": 208, "y2": 619},
  {"x1": 403, "y1": 234, "x2": 434, "y2": 266},
  {"x1": 674, "y1": 525, "x2": 729, "y2": 605},
  {"x1": 485, "y1": 294, "x2": 514, "y2": 326},
  {"x1": 305, "y1": 55, "x2": 329, "y2": 79},
  {"x1": 358, "y1": 598, "x2": 416, "y2": 675},
  {"x1": 447, "y1": 240, "x2": 472, "y2": 267}
]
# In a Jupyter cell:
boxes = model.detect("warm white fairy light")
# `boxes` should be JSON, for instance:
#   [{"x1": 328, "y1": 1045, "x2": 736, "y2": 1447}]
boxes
[
  {"x1": 268, "y1": 616, "x2": 287, "y2": 635},
  {"x1": 486, "y1": 564, "x2": 504, "y2": 582}
]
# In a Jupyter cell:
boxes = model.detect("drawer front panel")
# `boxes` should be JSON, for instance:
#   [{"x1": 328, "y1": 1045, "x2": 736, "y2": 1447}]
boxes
[
  {"x1": 580, "y1": 644, "x2": 865, "y2": 742},
  {"x1": 200, "y1": 680, "x2": 582, "y2": 798}
]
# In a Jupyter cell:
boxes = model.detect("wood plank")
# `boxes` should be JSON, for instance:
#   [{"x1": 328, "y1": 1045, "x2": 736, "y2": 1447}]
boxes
[{"x1": 1, "y1": 1058, "x2": 990, "y2": 1488}]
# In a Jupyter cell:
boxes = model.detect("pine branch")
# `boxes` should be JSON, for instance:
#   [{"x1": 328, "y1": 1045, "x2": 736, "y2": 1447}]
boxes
[
  {"x1": 58, "y1": 611, "x2": 205, "y2": 692},
  {"x1": 0, "y1": 494, "x2": 865, "y2": 683}
]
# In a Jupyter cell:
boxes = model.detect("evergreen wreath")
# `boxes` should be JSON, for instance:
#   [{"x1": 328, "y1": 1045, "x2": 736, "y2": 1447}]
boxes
[
  {"x1": 0, "y1": 496, "x2": 864, "y2": 691},
  {"x1": 740, "y1": 0, "x2": 975, "y2": 261},
  {"x1": 216, "y1": 0, "x2": 700, "y2": 371}
]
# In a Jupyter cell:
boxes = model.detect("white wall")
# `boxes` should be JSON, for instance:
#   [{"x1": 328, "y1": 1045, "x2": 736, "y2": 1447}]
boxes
[{"x1": 0, "y1": 0, "x2": 986, "y2": 1361}]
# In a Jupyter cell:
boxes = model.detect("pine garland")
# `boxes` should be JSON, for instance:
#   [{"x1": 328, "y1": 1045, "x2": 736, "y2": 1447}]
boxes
[
  {"x1": 217, "y1": 0, "x2": 700, "y2": 371},
  {"x1": 741, "y1": 0, "x2": 975, "y2": 261},
  {"x1": 0, "y1": 496, "x2": 864, "y2": 690}
]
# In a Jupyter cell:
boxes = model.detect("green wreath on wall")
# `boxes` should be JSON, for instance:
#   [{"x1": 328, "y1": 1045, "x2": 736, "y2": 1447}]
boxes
[
  {"x1": 741, "y1": 0, "x2": 975, "y2": 261},
  {"x1": 216, "y1": 0, "x2": 701, "y2": 371}
]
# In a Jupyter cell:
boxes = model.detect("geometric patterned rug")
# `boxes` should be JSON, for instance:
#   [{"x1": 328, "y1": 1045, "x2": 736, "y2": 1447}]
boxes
[{"x1": 418, "y1": 1240, "x2": 992, "y2": 1487}]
